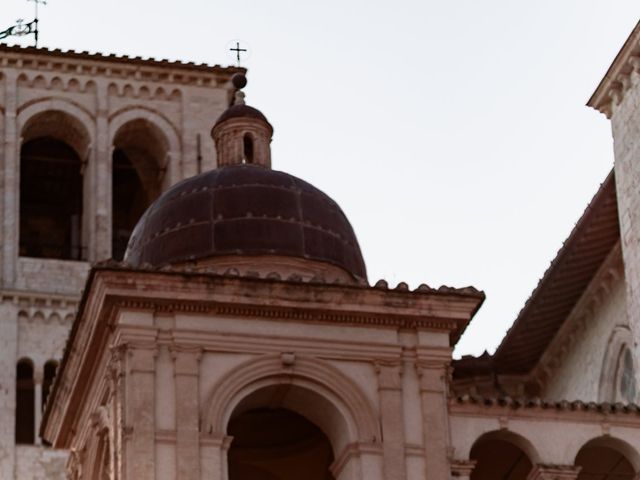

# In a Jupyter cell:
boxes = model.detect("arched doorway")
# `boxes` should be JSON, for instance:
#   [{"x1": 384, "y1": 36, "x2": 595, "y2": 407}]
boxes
[
  {"x1": 228, "y1": 407, "x2": 335, "y2": 480},
  {"x1": 111, "y1": 119, "x2": 167, "y2": 260},
  {"x1": 19, "y1": 111, "x2": 89, "y2": 260},
  {"x1": 575, "y1": 437, "x2": 639, "y2": 480},
  {"x1": 470, "y1": 431, "x2": 535, "y2": 480}
]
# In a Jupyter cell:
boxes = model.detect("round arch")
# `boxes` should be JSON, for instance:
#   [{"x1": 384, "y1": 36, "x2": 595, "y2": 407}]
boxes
[
  {"x1": 469, "y1": 430, "x2": 540, "y2": 480},
  {"x1": 599, "y1": 325, "x2": 635, "y2": 402},
  {"x1": 574, "y1": 435, "x2": 640, "y2": 473},
  {"x1": 108, "y1": 106, "x2": 181, "y2": 161},
  {"x1": 202, "y1": 354, "x2": 381, "y2": 456},
  {"x1": 470, "y1": 429, "x2": 541, "y2": 464},
  {"x1": 17, "y1": 98, "x2": 95, "y2": 157}
]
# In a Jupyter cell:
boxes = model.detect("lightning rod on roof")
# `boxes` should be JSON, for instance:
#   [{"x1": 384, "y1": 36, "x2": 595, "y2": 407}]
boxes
[{"x1": 0, "y1": 0, "x2": 47, "y2": 47}]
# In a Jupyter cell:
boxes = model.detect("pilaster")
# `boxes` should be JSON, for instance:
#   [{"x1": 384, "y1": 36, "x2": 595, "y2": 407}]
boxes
[
  {"x1": 3, "y1": 70, "x2": 18, "y2": 287},
  {"x1": 124, "y1": 344, "x2": 157, "y2": 479},
  {"x1": 93, "y1": 79, "x2": 110, "y2": 261},
  {"x1": 171, "y1": 346, "x2": 201, "y2": 480},
  {"x1": 375, "y1": 361, "x2": 406, "y2": 480},
  {"x1": 416, "y1": 348, "x2": 452, "y2": 480}
]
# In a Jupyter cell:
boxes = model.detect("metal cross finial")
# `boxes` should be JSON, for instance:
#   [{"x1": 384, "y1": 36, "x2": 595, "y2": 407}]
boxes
[{"x1": 229, "y1": 41, "x2": 247, "y2": 65}]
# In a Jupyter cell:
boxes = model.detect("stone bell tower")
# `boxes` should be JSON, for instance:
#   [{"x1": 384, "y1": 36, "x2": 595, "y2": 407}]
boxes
[
  {"x1": 42, "y1": 74, "x2": 484, "y2": 480},
  {"x1": 589, "y1": 24, "x2": 640, "y2": 365}
]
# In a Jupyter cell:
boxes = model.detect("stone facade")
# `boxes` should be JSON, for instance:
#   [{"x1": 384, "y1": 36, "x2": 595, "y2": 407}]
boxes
[
  {"x1": 0, "y1": 45, "x2": 240, "y2": 479},
  {"x1": 10, "y1": 17, "x2": 640, "y2": 480}
]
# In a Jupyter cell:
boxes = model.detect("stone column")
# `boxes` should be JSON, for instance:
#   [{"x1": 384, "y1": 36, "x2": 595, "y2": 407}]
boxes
[
  {"x1": 0, "y1": 301, "x2": 18, "y2": 479},
  {"x1": 3, "y1": 70, "x2": 18, "y2": 286},
  {"x1": 124, "y1": 344, "x2": 156, "y2": 479},
  {"x1": 416, "y1": 349, "x2": 452, "y2": 480},
  {"x1": 93, "y1": 79, "x2": 111, "y2": 261},
  {"x1": 172, "y1": 347, "x2": 201, "y2": 480},
  {"x1": 527, "y1": 464, "x2": 581, "y2": 480},
  {"x1": 451, "y1": 459, "x2": 476, "y2": 480},
  {"x1": 34, "y1": 370, "x2": 42, "y2": 445},
  {"x1": 375, "y1": 361, "x2": 406, "y2": 480}
]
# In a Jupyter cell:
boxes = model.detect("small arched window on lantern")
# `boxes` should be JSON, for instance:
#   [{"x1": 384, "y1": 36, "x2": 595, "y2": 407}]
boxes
[{"x1": 243, "y1": 134, "x2": 254, "y2": 164}]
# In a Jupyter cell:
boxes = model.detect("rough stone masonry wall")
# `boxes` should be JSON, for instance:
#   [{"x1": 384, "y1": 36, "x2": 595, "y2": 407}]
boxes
[
  {"x1": 611, "y1": 67, "x2": 640, "y2": 369},
  {"x1": 543, "y1": 269, "x2": 628, "y2": 401}
]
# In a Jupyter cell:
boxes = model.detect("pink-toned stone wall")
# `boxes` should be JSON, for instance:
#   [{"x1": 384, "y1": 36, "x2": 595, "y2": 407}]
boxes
[
  {"x1": 543, "y1": 262, "x2": 628, "y2": 402},
  {"x1": 0, "y1": 49, "x2": 237, "y2": 479}
]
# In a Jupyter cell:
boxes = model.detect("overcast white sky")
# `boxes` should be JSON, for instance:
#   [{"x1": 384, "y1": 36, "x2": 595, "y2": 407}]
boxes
[{"x1": 3, "y1": 1, "x2": 640, "y2": 357}]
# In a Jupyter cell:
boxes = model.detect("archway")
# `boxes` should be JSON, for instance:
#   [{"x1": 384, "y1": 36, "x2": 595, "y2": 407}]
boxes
[
  {"x1": 575, "y1": 437, "x2": 639, "y2": 480},
  {"x1": 228, "y1": 396, "x2": 335, "y2": 480},
  {"x1": 19, "y1": 110, "x2": 89, "y2": 260},
  {"x1": 203, "y1": 355, "x2": 382, "y2": 480},
  {"x1": 470, "y1": 431, "x2": 536, "y2": 480},
  {"x1": 111, "y1": 119, "x2": 168, "y2": 260}
]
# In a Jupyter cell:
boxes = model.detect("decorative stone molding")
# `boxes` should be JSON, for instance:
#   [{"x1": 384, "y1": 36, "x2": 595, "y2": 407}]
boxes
[
  {"x1": 0, "y1": 44, "x2": 242, "y2": 88},
  {"x1": 374, "y1": 361, "x2": 403, "y2": 391},
  {"x1": 526, "y1": 464, "x2": 581, "y2": 480},
  {"x1": 201, "y1": 354, "x2": 381, "y2": 450},
  {"x1": 450, "y1": 459, "x2": 476, "y2": 478}
]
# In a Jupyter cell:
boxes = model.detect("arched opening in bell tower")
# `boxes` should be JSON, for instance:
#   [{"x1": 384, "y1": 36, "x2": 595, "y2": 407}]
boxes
[
  {"x1": 227, "y1": 384, "x2": 337, "y2": 480},
  {"x1": 111, "y1": 119, "x2": 167, "y2": 260},
  {"x1": 19, "y1": 110, "x2": 88, "y2": 261}
]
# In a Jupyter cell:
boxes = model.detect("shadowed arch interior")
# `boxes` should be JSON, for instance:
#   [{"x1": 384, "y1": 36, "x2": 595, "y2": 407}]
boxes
[
  {"x1": 575, "y1": 437, "x2": 639, "y2": 480},
  {"x1": 20, "y1": 110, "x2": 88, "y2": 260},
  {"x1": 112, "y1": 118, "x2": 168, "y2": 260},
  {"x1": 228, "y1": 385, "x2": 336, "y2": 480},
  {"x1": 470, "y1": 432, "x2": 534, "y2": 480}
]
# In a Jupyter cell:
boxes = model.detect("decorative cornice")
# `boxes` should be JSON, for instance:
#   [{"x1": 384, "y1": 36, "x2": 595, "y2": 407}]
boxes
[
  {"x1": 452, "y1": 394, "x2": 640, "y2": 418},
  {"x1": 0, "y1": 44, "x2": 244, "y2": 88},
  {"x1": 588, "y1": 21, "x2": 640, "y2": 118}
]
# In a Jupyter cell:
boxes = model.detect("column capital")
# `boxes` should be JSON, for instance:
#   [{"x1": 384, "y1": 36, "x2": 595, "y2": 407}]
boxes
[
  {"x1": 527, "y1": 464, "x2": 581, "y2": 480},
  {"x1": 451, "y1": 459, "x2": 476, "y2": 478},
  {"x1": 374, "y1": 361, "x2": 402, "y2": 390}
]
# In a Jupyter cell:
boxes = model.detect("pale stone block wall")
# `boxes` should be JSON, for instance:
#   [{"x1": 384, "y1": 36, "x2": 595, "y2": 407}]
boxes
[
  {"x1": 14, "y1": 446, "x2": 67, "y2": 480},
  {"x1": 543, "y1": 274, "x2": 627, "y2": 401},
  {"x1": 610, "y1": 68, "x2": 640, "y2": 366}
]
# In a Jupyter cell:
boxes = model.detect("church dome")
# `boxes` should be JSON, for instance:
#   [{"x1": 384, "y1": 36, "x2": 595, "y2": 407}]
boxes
[
  {"x1": 124, "y1": 74, "x2": 367, "y2": 283},
  {"x1": 124, "y1": 164, "x2": 367, "y2": 282}
]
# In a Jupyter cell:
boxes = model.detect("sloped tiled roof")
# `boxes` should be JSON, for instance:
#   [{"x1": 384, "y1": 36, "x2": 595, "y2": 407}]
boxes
[{"x1": 455, "y1": 170, "x2": 620, "y2": 377}]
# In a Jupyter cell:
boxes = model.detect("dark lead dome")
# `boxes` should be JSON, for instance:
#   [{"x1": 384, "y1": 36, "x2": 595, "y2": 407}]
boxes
[
  {"x1": 213, "y1": 104, "x2": 273, "y2": 132},
  {"x1": 124, "y1": 164, "x2": 367, "y2": 282}
]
